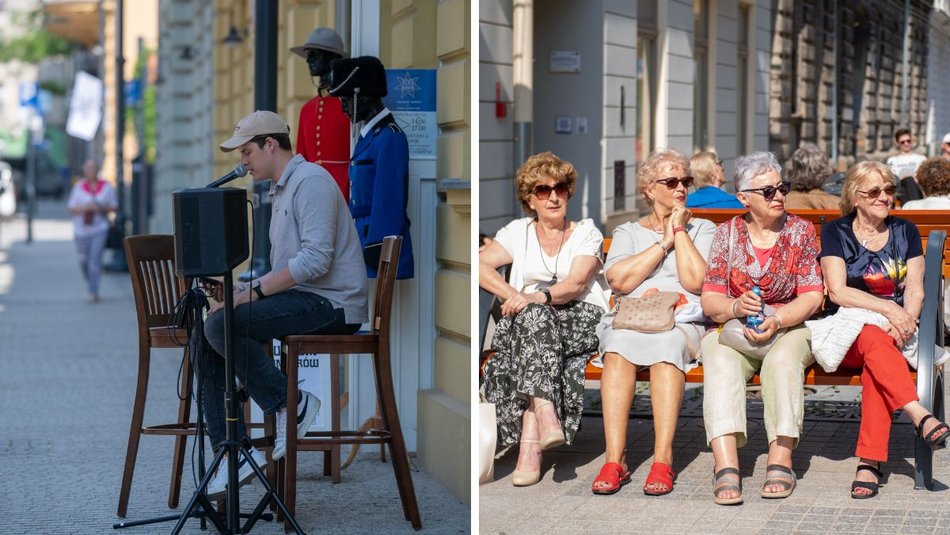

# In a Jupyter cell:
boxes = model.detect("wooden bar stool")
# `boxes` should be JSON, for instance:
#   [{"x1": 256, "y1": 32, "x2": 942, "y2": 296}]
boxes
[
  {"x1": 280, "y1": 236, "x2": 421, "y2": 530},
  {"x1": 117, "y1": 235, "x2": 197, "y2": 517}
]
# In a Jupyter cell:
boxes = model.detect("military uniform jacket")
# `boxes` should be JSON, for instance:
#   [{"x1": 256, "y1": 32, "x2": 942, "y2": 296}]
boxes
[
  {"x1": 296, "y1": 95, "x2": 351, "y2": 203},
  {"x1": 349, "y1": 111, "x2": 414, "y2": 279}
]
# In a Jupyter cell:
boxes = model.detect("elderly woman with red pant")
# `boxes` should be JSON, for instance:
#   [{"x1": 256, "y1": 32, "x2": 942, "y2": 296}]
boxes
[{"x1": 819, "y1": 161, "x2": 949, "y2": 499}]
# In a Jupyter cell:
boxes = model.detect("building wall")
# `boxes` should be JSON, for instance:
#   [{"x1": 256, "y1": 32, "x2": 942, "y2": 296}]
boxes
[
  {"x1": 927, "y1": 5, "x2": 950, "y2": 152},
  {"x1": 416, "y1": 0, "x2": 471, "y2": 503},
  {"x1": 152, "y1": 0, "x2": 215, "y2": 233}
]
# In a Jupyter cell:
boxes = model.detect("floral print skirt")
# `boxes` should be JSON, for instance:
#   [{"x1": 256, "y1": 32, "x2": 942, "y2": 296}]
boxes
[{"x1": 482, "y1": 301, "x2": 602, "y2": 448}]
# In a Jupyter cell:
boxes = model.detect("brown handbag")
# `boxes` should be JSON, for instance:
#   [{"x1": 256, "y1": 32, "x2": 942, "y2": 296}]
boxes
[{"x1": 611, "y1": 291, "x2": 681, "y2": 333}]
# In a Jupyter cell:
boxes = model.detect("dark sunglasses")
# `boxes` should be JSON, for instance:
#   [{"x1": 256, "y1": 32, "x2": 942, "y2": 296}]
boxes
[
  {"x1": 653, "y1": 176, "x2": 694, "y2": 189},
  {"x1": 740, "y1": 181, "x2": 791, "y2": 202},
  {"x1": 859, "y1": 184, "x2": 897, "y2": 199},
  {"x1": 898, "y1": 139, "x2": 913, "y2": 145},
  {"x1": 532, "y1": 183, "x2": 570, "y2": 200}
]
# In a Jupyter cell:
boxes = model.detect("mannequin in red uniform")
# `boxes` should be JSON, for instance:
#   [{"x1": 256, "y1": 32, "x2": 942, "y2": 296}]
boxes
[{"x1": 290, "y1": 27, "x2": 351, "y2": 202}]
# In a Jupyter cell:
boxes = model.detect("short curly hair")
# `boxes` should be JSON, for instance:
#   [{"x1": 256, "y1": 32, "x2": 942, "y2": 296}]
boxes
[
  {"x1": 637, "y1": 148, "x2": 690, "y2": 206},
  {"x1": 733, "y1": 151, "x2": 782, "y2": 192},
  {"x1": 840, "y1": 160, "x2": 894, "y2": 216},
  {"x1": 915, "y1": 157, "x2": 950, "y2": 197},
  {"x1": 786, "y1": 143, "x2": 833, "y2": 192},
  {"x1": 514, "y1": 151, "x2": 577, "y2": 215}
]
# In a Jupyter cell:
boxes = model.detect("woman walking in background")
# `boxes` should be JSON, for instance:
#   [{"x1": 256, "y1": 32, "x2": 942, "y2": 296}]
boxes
[{"x1": 67, "y1": 159, "x2": 116, "y2": 302}]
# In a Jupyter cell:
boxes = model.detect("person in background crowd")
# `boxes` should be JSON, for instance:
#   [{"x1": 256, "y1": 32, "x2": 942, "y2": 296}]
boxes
[
  {"x1": 686, "y1": 151, "x2": 743, "y2": 208},
  {"x1": 783, "y1": 143, "x2": 840, "y2": 210},
  {"x1": 700, "y1": 151, "x2": 824, "y2": 505},
  {"x1": 886, "y1": 128, "x2": 926, "y2": 204},
  {"x1": 592, "y1": 148, "x2": 716, "y2": 497},
  {"x1": 67, "y1": 159, "x2": 117, "y2": 303},
  {"x1": 819, "y1": 161, "x2": 949, "y2": 498},
  {"x1": 480, "y1": 152, "x2": 609, "y2": 487},
  {"x1": 290, "y1": 27, "x2": 351, "y2": 202},
  {"x1": 941, "y1": 133, "x2": 950, "y2": 162},
  {"x1": 900, "y1": 158, "x2": 950, "y2": 210}
]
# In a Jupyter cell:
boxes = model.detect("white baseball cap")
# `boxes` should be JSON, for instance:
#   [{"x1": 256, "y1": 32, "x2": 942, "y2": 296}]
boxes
[{"x1": 219, "y1": 111, "x2": 290, "y2": 152}]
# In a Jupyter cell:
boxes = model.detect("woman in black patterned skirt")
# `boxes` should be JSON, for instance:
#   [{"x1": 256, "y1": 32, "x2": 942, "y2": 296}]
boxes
[{"x1": 480, "y1": 152, "x2": 610, "y2": 486}]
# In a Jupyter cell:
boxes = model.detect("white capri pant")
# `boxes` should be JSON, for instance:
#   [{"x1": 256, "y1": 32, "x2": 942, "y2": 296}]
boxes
[{"x1": 701, "y1": 325, "x2": 814, "y2": 448}]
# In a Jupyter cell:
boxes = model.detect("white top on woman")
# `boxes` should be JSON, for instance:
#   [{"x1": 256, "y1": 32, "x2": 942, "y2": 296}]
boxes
[
  {"x1": 493, "y1": 217, "x2": 610, "y2": 311},
  {"x1": 67, "y1": 179, "x2": 117, "y2": 238}
]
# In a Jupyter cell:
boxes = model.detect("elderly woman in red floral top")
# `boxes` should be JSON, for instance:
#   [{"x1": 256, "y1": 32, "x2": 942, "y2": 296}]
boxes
[{"x1": 699, "y1": 151, "x2": 824, "y2": 505}]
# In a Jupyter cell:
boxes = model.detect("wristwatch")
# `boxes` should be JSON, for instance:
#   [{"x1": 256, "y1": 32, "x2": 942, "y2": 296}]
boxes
[
  {"x1": 541, "y1": 288, "x2": 552, "y2": 305},
  {"x1": 252, "y1": 281, "x2": 266, "y2": 300}
]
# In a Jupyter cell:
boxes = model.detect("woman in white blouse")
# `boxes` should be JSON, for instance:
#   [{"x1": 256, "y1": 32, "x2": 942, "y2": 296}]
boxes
[
  {"x1": 480, "y1": 151, "x2": 609, "y2": 487},
  {"x1": 67, "y1": 159, "x2": 117, "y2": 302}
]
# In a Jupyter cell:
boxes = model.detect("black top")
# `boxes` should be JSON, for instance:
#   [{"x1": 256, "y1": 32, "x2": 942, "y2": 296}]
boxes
[
  {"x1": 819, "y1": 212, "x2": 922, "y2": 308},
  {"x1": 898, "y1": 177, "x2": 924, "y2": 204}
]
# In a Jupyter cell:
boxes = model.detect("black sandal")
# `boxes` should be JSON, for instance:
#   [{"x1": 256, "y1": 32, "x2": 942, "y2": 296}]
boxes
[
  {"x1": 712, "y1": 467, "x2": 743, "y2": 505},
  {"x1": 850, "y1": 463, "x2": 883, "y2": 499},
  {"x1": 916, "y1": 415, "x2": 950, "y2": 450}
]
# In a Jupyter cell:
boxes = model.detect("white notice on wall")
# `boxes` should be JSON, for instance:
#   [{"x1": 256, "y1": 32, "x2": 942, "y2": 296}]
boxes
[{"x1": 549, "y1": 51, "x2": 581, "y2": 73}]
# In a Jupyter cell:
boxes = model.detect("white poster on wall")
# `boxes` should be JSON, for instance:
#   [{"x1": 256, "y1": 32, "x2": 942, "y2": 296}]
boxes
[{"x1": 249, "y1": 341, "x2": 333, "y2": 436}]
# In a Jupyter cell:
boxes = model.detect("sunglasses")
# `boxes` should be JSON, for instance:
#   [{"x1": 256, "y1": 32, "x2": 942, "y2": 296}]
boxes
[
  {"x1": 653, "y1": 176, "x2": 694, "y2": 189},
  {"x1": 859, "y1": 184, "x2": 897, "y2": 199},
  {"x1": 898, "y1": 139, "x2": 913, "y2": 145},
  {"x1": 532, "y1": 183, "x2": 570, "y2": 200},
  {"x1": 740, "y1": 181, "x2": 791, "y2": 202}
]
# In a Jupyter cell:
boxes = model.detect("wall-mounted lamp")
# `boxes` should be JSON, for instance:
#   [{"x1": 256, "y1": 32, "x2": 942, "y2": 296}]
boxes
[{"x1": 221, "y1": 24, "x2": 247, "y2": 45}]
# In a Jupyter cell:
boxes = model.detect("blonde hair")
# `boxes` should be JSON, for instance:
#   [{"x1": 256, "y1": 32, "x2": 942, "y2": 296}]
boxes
[
  {"x1": 689, "y1": 151, "x2": 719, "y2": 188},
  {"x1": 840, "y1": 160, "x2": 894, "y2": 215},
  {"x1": 514, "y1": 151, "x2": 577, "y2": 215},
  {"x1": 637, "y1": 148, "x2": 690, "y2": 206}
]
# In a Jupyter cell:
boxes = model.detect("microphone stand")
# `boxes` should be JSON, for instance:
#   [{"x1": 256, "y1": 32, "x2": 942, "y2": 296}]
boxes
[{"x1": 116, "y1": 173, "x2": 304, "y2": 534}]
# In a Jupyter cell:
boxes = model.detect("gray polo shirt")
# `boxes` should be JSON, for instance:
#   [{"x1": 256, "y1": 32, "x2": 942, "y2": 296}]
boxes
[{"x1": 268, "y1": 154, "x2": 368, "y2": 324}]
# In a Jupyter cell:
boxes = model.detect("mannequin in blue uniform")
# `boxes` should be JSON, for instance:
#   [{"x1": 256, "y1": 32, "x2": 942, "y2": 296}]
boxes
[{"x1": 328, "y1": 55, "x2": 414, "y2": 279}]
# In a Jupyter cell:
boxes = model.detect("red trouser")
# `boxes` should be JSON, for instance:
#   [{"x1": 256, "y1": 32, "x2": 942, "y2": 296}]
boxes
[{"x1": 840, "y1": 325, "x2": 919, "y2": 462}]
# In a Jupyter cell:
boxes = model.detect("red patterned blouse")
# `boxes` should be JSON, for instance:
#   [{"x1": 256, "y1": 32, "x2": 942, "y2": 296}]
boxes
[{"x1": 702, "y1": 214, "x2": 824, "y2": 306}]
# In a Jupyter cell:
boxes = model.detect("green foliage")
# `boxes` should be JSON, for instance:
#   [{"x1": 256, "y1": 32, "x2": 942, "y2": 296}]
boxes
[
  {"x1": 125, "y1": 47, "x2": 156, "y2": 163},
  {"x1": 0, "y1": 9, "x2": 73, "y2": 64}
]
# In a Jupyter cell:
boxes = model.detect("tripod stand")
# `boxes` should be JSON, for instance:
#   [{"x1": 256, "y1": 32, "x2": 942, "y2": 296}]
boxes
[{"x1": 169, "y1": 275, "x2": 305, "y2": 534}]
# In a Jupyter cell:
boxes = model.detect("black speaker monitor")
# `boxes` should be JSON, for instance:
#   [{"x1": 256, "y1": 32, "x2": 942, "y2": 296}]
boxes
[{"x1": 173, "y1": 187, "x2": 249, "y2": 276}]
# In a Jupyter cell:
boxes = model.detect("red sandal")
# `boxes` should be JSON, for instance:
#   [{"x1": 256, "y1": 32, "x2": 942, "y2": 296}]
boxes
[
  {"x1": 591, "y1": 462, "x2": 631, "y2": 495},
  {"x1": 643, "y1": 462, "x2": 676, "y2": 496}
]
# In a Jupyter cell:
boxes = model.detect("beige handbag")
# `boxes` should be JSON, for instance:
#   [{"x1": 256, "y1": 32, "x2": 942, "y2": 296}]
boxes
[{"x1": 611, "y1": 291, "x2": 681, "y2": 332}]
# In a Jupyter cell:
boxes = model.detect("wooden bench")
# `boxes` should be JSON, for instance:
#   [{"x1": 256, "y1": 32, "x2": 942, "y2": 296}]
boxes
[{"x1": 481, "y1": 208, "x2": 949, "y2": 489}]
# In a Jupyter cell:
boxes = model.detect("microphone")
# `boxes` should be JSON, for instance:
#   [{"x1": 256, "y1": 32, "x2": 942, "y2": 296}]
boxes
[{"x1": 208, "y1": 164, "x2": 248, "y2": 188}]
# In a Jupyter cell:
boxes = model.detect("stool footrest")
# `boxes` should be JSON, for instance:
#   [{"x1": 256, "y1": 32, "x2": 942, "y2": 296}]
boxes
[{"x1": 141, "y1": 423, "x2": 197, "y2": 436}]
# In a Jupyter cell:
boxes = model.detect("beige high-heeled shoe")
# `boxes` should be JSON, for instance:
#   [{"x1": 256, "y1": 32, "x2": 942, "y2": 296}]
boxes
[
  {"x1": 512, "y1": 439, "x2": 541, "y2": 487},
  {"x1": 534, "y1": 400, "x2": 566, "y2": 451}
]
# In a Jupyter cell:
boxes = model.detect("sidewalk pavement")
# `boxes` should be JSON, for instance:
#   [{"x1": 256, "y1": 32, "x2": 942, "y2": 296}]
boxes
[
  {"x1": 481, "y1": 379, "x2": 950, "y2": 533},
  {"x1": 0, "y1": 201, "x2": 468, "y2": 534}
]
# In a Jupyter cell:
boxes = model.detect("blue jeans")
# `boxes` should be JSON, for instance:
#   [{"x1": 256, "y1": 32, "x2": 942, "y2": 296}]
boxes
[{"x1": 201, "y1": 289, "x2": 360, "y2": 452}]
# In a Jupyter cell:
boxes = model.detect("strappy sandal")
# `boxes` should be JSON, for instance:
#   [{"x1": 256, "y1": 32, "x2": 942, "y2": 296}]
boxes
[
  {"x1": 643, "y1": 462, "x2": 676, "y2": 496},
  {"x1": 591, "y1": 461, "x2": 631, "y2": 495},
  {"x1": 534, "y1": 400, "x2": 566, "y2": 451},
  {"x1": 512, "y1": 439, "x2": 541, "y2": 487},
  {"x1": 761, "y1": 464, "x2": 797, "y2": 499},
  {"x1": 916, "y1": 414, "x2": 950, "y2": 450},
  {"x1": 712, "y1": 467, "x2": 743, "y2": 505},
  {"x1": 850, "y1": 463, "x2": 883, "y2": 499}
]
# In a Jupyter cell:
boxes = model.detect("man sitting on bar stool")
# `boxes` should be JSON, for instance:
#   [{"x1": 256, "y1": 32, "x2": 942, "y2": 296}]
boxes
[{"x1": 203, "y1": 110, "x2": 369, "y2": 497}]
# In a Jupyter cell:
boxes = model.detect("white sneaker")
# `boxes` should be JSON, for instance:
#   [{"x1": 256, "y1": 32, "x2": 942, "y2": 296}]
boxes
[
  {"x1": 272, "y1": 390, "x2": 321, "y2": 460},
  {"x1": 206, "y1": 447, "x2": 267, "y2": 498}
]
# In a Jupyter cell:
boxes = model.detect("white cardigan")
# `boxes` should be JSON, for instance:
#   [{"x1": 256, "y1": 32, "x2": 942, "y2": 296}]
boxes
[{"x1": 805, "y1": 307, "x2": 948, "y2": 372}]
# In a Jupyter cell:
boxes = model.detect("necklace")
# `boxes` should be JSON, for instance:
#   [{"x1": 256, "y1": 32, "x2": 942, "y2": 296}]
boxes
[
  {"x1": 648, "y1": 214, "x2": 666, "y2": 233},
  {"x1": 537, "y1": 219, "x2": 567, "y2": 284}
]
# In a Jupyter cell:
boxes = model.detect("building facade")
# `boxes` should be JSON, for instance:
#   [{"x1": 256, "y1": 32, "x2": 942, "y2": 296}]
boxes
[{"x1": 479, "y1": 0, "x2": 950, "y2": 237}]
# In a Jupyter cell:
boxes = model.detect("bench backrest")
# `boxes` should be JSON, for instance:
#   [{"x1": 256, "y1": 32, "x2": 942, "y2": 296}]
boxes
[{"x1": 690, "y1": 208, "x2": 950, "y2": 278}]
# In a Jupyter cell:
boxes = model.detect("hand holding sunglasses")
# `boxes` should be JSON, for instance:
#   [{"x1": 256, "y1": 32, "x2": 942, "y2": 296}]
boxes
[{"x1": 740, "y1": 181, "x2": 791, "y2": 202}]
